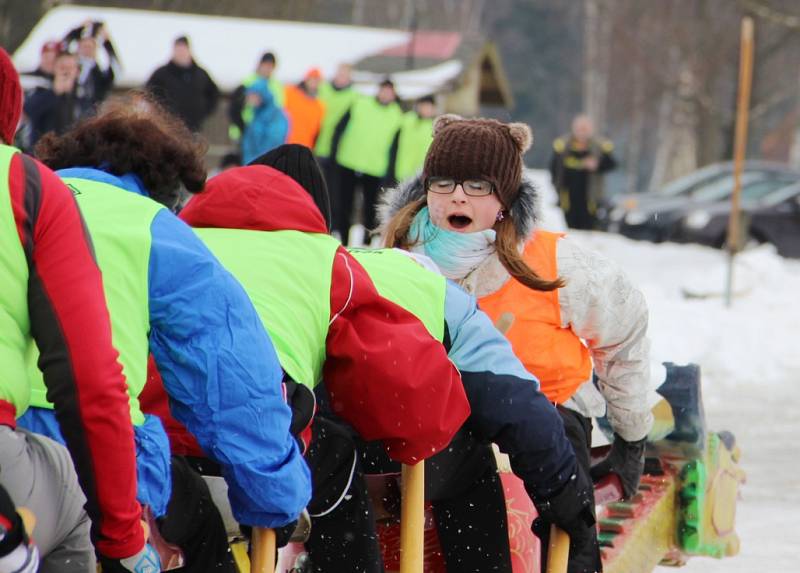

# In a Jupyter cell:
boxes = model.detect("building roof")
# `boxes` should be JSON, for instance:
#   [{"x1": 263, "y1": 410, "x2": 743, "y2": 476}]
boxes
[{"x1": 354, "y1": 32, "x2": 514, "y2": 107}]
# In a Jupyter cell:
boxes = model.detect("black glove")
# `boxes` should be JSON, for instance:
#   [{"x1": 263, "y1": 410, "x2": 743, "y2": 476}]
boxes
[
  {"x1": 529, "y1": 463, "x2": 596, "y2": 544},
  {"x1": 590, "y1": 433, "x2": 646, "y2": 499},
  {"x1": 240, "y1": 521, "x2": 298, "y2": 549},
  {"x1": 530, "y1": 464, "x2": 600, "y2": 572}
]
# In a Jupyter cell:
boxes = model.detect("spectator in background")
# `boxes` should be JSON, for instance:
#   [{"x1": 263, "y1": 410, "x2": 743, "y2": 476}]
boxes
[
  {"x1": 284, "y1": 68, "x2": 325, "y2": 148},
  {"x1": 390, "y1": 94, "x2": 436, "y2": 183},
  {"x1": 550, "y1": 114, "x2": 617, "y2": 230},
  {"x1": 314, "y1": 63, "x2": 358, "y2": 201},
  {"x1": 23, "y1": 51, "x2": 83, "y2": 147},
  {"x1": 22, "y1": 40, "x2": 60, "y2": 85},
  {"x1": 215, "y1": 151, "x2": 242, "y2": 174},
  {"x1": 330, "y1": 78, "x2": 403, "y2": 244},
  {"x1": 17, "y1": 41, "x2": 62, "y2": 150},
  {"x1": 146, "y1": 36, "x2": 219, "y2": 132},
  {"x1": 240, "y1": 76, "x2": 288, "y2": 164},
  {"x1": 63, "y1": 20, "x2": 119, "y2": 114},
  {"x1": 228, "y1": 52, "x2": 284, "y2": 144}
]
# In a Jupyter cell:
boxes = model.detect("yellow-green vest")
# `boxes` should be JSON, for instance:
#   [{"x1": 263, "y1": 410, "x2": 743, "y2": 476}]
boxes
[
  {"x1": 348, "y1": 248, "x2": 445, "y2": 341},
  {"x1": 335, "y1": 96, "x2": 403, "y2": 178},
  {"x1": 314, "y1": 82, "x2": 358, "y2": 159},
  {"x1": 394, "y1": 113, "x2": 433, "y2": 182},
  {"x1": 195, "y1": 228, "x2": 337, "y2": 389},
  {"x1": 28, "y1": 177, "x2": 163, "y2": 426},
  {"x1": 0, "y1": 145, "x2": 33, "y2": 416}
]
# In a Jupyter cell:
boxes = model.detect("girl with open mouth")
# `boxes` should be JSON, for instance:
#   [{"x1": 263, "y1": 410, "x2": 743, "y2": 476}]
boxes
[{"x1": 380, "y1": 114, "x2": 654, "y2": 573}]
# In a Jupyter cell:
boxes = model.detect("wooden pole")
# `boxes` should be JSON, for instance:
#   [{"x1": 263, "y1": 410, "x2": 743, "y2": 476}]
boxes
[
  {"x1": 724, "y1": 16, "x2": 755, "y2": 307},
  {"x1": 400, "y1": 462, "x2": 425, "y2": 573},
  {"x1": 546, "y1": 525, "x2": 571, "y2": 573},
  {"x1": 251, "y1": 527, "x2": 276, "y2": 573}
]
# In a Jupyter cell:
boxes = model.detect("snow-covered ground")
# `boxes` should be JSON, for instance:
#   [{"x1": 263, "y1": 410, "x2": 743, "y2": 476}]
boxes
[{"x1": 529, "y1": 170, "x2": 800, "y2": 572}]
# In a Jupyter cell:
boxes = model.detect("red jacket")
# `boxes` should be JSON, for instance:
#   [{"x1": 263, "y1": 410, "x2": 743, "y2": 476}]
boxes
[
  {"x1": 5, "y1": 151, "x2": 142, "y2": 558},
  {"x1": 141, "y1": 166, "x2": 469, "y2": 463}
]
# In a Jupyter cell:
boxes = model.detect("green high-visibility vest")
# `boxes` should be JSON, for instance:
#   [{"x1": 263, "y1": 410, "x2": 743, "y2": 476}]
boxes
[
  {"x1": 0, "y1": 145, "x2": 33, "y2": 416},
  {"x1": 28, "y1": 177, "x2": 163, "y2": 426},
  {"x1": 314, "y1": 82, "x2": 358, "y2": 159},
  {"x1": 348, "y1": 248, "x2": 445, "y2": 342},
  {"x1": 335, "y1": 96, "x2": 403, "y2": 178},
  {"x1": 195, "y1": 228, "x2": 336, "y2": 389},
  {"x1": 394, "y1": 113, "x2": 433, "y2": 182}
]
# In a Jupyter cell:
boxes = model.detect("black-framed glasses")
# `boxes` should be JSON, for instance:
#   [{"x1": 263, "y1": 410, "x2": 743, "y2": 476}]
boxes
[{"x1": 426, "y1": 177, "x2": 495, "y2": 197}]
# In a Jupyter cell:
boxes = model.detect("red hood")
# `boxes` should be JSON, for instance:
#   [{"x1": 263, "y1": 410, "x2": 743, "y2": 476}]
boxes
[{"x1": 180, "y1": 165, "x2": 328, "y2": 233}]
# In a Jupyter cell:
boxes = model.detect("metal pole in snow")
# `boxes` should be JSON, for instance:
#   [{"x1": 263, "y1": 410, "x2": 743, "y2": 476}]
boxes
[{"x1": 724, "y1": 17, "x2": 754, "y2": 308}]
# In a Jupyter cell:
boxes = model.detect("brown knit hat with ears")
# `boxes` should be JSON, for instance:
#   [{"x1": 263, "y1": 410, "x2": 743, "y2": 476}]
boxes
[{"x1": 422, "y1": 114, "x2": 533, "y2": 209}]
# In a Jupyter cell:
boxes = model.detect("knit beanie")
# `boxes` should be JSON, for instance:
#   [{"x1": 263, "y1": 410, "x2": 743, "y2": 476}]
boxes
[
  {"x1": 423, "y1": 114, "x2": 533, "y2": 209},
  {"x1": 248, "y1": 144, "x2": 332, "y2": 230},
  {"x1": 0, "y1": 49, "x2": 22, "y2": 145}
]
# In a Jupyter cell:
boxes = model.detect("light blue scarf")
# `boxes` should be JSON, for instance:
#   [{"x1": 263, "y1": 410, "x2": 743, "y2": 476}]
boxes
[{"x1": 408, "y1": 207, "x2": 496, "y2": 280}]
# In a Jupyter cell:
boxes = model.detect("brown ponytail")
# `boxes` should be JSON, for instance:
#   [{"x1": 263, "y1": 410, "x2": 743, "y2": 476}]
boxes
[
  {"x1": 382, "y1": 197, "x2": 427, "y2": 249},
  {"x1": 495, "y1": 217, "x2": 564, "y2": 291}
]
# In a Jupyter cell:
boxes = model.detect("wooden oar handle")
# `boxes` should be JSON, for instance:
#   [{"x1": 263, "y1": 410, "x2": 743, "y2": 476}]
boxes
[
  {"x1": 251, "y1": 527, "x2": 276, "y2": 573},
  {"x1": 546, "y1": 525, "x2": 570, "y2": 573},
  {"x1": 400, "y1": 462, "x2": 425, "y2": 573}
]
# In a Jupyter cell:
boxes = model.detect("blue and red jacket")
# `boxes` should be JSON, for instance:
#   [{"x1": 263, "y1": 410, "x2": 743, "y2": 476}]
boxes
[
  {"x1": 2, "y1": 151, "x2": 142, "y2": 558},
  {"x1": 20, "y1": 166, "x2": 310, "y2": 528},
  {"x1": 141, "y1": 165, "x2": 470, "y2": 464}
]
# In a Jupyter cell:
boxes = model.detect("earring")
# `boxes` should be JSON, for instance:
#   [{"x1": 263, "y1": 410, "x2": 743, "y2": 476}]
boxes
[{"x1": 496, "y1": 211, "x2": 505, "y2": 222}]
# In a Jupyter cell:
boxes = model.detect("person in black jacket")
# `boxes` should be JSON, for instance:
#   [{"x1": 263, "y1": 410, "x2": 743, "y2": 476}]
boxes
[
  {"x1": 146, "y1": 36, "x2": 219, "y2": 132},
  {"x1": 63, "y1": 21, "x2": 118, "y2": 115},
  {"x1": 550, "y1": 114, "x2": 617, "y2": 230},
  {"x1": 23, "y1": 52, "x2": 83, "y2": 148}
]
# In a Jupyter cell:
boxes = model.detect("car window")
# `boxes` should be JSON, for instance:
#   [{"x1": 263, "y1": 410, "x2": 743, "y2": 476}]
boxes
[
  {"x1": 742, "y1": 179, "x2": 797, "y2": 201},
  {"x1": 762, "y1": 182, "x2": 800, "y2": 205},
  {"x1": 658, "y1": 169, "x2": 729, "y2": 197},
  {"x1": 691, "y1": 173, "x2": 765, "y2": 201}
]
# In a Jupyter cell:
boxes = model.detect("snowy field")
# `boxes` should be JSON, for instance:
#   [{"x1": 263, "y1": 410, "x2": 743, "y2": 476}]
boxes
[{"x1": 529, "y1": 170, "x2": 800, "y2": 572}]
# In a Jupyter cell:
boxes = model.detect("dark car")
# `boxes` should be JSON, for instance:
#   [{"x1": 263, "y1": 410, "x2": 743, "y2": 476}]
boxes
[
  {"x1": 609, "y1": 163, "x2": 800, "y2": 248},
  {"x1": 669, "y1": 181, "x2": 800, "y2": 257},
  {"x1": 604, "y1": 161, "x2": 798, "y2": 233}
]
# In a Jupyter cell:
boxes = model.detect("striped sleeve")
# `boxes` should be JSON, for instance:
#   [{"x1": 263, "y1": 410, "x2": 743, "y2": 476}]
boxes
[{"x1": 9, "y1": 153, "x2": 143, "y2": 559}]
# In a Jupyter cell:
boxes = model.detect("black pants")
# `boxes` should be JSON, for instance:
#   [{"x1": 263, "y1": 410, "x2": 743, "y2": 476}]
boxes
[
  {"x1": 158, "y1": 456, "x2": 236, "y2": 573},
  {"x1": 305, "y1": 416, "x2": 512, "y2": 573},
  {"x1": 331, "y1": 165, "x2": 383, "y2": 244},
  {"x1": 537, "y1": 407, "x2": 602, "y2": 573},
  {"x1": 304, "y1": 417, "x2": 384, "y2": 573},
  {"x1": 562, "y1": 187, "x2": 596, "y2": 230}
]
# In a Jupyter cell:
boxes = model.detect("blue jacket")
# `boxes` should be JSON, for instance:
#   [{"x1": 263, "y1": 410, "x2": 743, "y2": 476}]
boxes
[
  {"x1": 443, "y1": 281, "x2": 576, "y2": 497},
  {"x1": 241, "y1": 78, "x2": 289, "y2": 164},
  {"x1": 20, "y1": 167, "x2": 310, "y2": 527}
]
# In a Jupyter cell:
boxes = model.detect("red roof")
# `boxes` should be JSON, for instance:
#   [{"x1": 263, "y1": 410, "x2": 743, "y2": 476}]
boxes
[{"x1": 379, "y1": 31, "x2": 462, "y2": 60}]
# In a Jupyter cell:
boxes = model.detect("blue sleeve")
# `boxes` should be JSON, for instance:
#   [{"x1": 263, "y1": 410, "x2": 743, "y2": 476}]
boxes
[
  {"x1": 147, "y1": 210, "x2": 311, "y2": 527},
  {"x1": 444, "y1": 282, "x2": 576, "y2": 497},
  {"x1": 18, "y1": 409, "x2": 172, "y2": 517}
]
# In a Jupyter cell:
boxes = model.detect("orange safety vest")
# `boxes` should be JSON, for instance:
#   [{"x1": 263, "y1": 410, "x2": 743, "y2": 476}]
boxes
[
  {"x1": 284, "y1": 85, "x2": 325, "y2": 149},
  {"x1": 478, "y1": 230, "x2": 592, "y2": 404}
]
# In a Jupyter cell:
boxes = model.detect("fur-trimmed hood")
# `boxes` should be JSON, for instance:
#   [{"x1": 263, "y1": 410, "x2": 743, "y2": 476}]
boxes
[{"x1": 377, "y1": 173, "x2": 541, "y2": 239}]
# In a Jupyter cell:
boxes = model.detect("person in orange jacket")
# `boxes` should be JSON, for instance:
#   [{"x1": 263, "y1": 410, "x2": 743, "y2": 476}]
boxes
[
  {"x1": 381, "y1": 115, "x2": 653, "y2": 573},
  {"x1": 284, "y1": 68, "x2": 325, "y2": 149}
]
